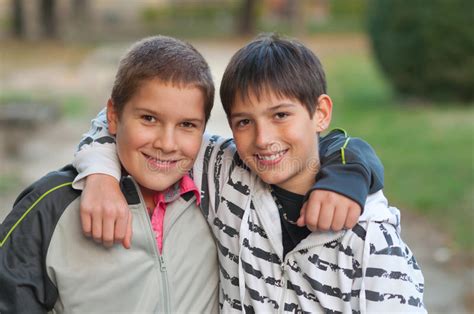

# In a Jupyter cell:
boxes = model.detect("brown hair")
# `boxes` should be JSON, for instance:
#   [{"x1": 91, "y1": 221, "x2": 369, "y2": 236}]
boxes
[
  {"x1": 220, "y1": 33, "x2": 326, "y2": 118},
  {"x1": 111, "y1": 35, "x2": 214, "y2": 122}
]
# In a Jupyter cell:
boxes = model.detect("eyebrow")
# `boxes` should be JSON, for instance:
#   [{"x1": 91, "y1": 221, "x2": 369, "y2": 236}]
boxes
[{"x1": 230, "y1": 103, "x2": 296, "y2": 119}]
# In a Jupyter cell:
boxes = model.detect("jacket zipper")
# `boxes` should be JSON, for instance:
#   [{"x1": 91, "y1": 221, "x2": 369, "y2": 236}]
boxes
[
  {"x1": 278, "y1": 261, "x2": 287, "y2": 314},
  {"x1": 131, "y1": 178, "x2": 172, "y2": 314},
  {"x1": 158, "y1": 198, "x2": 195, "y2": 314},
  {"x1": 158, "y1": 254, "x2": 171, "y2": 314}
]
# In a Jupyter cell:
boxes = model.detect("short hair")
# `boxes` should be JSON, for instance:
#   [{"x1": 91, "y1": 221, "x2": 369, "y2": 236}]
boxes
[
  {"x1": 111, "y1": 35, "x2": 214, "y2": 122},
  {"x1": 220, "y1": 33, "x2": 327, "y2": 118}
]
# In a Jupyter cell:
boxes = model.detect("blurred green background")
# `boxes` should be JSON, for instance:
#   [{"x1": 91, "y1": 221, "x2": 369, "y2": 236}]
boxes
[{"x1": 0, "y1": 0, "x2": 473, "y2": 292}]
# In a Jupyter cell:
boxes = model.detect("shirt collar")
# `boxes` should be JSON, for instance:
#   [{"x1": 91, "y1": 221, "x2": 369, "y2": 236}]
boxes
[{"x1": 153, "y1": 174, "x2": 201, "y2": 207}]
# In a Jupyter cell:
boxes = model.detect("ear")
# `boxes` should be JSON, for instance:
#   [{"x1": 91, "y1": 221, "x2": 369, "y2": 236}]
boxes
[
  {"x1": 313, "y1": 94, "x2": 333, "y2": 133},
  {"x1": 107, "y1": 99, "x2": 118, "y2": 135}
]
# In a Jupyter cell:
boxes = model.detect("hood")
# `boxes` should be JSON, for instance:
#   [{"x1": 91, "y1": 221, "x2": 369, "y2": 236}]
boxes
[{"x1": 358, "y1": 190, "x2": 400, "y2": 232}]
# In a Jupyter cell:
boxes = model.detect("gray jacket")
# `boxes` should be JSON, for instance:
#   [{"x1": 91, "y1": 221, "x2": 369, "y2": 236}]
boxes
[{"x1": 0, "y1": 165, "x2": 219, "y2": 313}]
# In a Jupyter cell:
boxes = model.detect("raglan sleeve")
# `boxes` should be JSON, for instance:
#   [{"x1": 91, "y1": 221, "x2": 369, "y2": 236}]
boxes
[
  {"x1": 310, "y1": 129, "x2": 385, "y2": 209},
  {"x1": 0, "y1": 187, "x2": 58, "y2": 313},
  {"x1": 72, "y1": 108, "x2": 121, "y2": 190}
]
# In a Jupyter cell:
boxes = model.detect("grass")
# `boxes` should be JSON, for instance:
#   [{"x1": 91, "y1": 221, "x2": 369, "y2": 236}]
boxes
[{"x1": 323, "y1": 53, "x2": 474, "y2": 250}]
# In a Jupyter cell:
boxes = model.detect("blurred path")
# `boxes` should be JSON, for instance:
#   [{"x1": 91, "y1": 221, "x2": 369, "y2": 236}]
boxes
[{"x1": 0, "y1": 39, "x2": 472, "y2": 313}]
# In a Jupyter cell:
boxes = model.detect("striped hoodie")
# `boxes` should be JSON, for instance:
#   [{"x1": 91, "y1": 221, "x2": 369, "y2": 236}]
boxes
[{"x1": 193, "y1": 135, "x2": 425, "y2": 313}]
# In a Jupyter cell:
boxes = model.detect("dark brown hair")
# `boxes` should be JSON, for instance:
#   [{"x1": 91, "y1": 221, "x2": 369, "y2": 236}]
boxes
[
  {"x1": 111, "y1": 35, "x2": 214, "y2": 122},
  {"x1": 220, "y1": 33, "x2": 327, "y2": 118}
]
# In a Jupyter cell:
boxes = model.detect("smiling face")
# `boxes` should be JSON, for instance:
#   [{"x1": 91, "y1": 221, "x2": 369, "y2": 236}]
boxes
[
  {"x1": 229, "y1": 91, "x2": 332, "y2": 195},
  {"x1": 108, "y1": 79, "x2": 205, "y2": 204}
]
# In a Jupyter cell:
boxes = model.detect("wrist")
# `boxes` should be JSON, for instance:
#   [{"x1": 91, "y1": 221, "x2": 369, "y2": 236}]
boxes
[{"x1": 85, "y1": 173, "x2": 120, "y2": 187}]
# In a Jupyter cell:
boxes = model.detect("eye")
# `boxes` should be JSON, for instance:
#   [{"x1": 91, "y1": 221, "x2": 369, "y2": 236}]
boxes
[
  {"x1": 141, "y1": 115, "x2": 156, "y2": 123},
  {"x1": 275, "y1": 112, "x2": 289, "y2": 120},
  {"x1": 180, "y1": 121, "x2": 197, "y2": 128},
  {"x1": 236, "y1": 119, "x2": 251, "y2": 128}
]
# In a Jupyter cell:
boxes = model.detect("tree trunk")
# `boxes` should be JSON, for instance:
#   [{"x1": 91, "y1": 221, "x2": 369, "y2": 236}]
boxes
[
  {"x1": 238, "y1": 0, "x2": 257, "y2": 35},
  {"x1": 40, "y1": 0, "x2": 57, "y2": 38},
  {"x1": 11, "y1": 0, "x2": 24, "y2": 38}
]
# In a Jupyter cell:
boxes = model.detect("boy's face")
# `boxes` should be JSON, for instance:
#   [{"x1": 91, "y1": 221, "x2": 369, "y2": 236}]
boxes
[
  {"x1": 108, "y1": 79, "x2": 205, "y2": 200},
  {"x1": 229, "y1": 91, "x2": 331, "y2": 195}
]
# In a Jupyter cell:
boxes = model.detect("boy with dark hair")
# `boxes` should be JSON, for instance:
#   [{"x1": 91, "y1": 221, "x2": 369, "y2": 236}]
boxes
[
  {"x1": 70, "y1": 33, "x2": 424, "y2": 312},
  {"x1": 0, "y1": 35, "x2": 219, "y2": 313}
]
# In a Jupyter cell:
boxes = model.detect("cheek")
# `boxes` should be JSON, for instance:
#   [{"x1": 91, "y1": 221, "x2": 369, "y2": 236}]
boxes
[
  {"x1": 116, "y1": 124, "x2": 152, "y2": 154},
  {"x1": 287, "y1": 120, "x2": 315, "y2": 142},
  {"x1": 180, "y1": 133, "x2": 203, "y2": 160},
  {"x1": 233, "y1": 132, "x2": 252, "y2": 155}
]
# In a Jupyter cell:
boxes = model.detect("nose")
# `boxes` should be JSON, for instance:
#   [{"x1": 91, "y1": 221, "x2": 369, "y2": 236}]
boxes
[
  {"x1": 153, "y1": 126, "x2": 177, "y2": 153},
  {"x1": 254, "y1": 121, "x2": 274, "y2": 150}
]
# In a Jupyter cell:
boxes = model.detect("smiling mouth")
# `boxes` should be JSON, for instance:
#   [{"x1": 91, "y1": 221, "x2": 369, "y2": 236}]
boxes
[
  {"x1": 143, "y1": 153, "x2": 180, "y2": 169},
  {"x1": 254, "y1": 149, "x2": 288, "y2": 163}
]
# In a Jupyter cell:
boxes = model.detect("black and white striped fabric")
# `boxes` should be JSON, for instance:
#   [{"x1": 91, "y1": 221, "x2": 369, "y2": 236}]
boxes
[{"x1": 195, "y1": 135, "x2": 425, "y2": 313}]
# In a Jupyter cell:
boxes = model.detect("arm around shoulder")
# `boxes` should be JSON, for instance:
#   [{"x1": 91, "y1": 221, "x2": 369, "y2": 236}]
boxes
[
  {"x1": 313, "y1": 129, "x2": 385, "y2": 208},
  {"x1": 72, "y1": 107, "x2": 121, "y2": 190}
]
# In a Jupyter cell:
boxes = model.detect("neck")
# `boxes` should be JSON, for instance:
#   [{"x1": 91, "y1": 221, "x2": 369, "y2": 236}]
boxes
[
  {"x1": 276, "y1": 178, "x2": 316, "y2": 196},
  {"x1": 140, "y1": 187, "x2": 156, "y2": 212},
  {"x1": 276, "y1": 160, "x2": 319, "y2": 195}
]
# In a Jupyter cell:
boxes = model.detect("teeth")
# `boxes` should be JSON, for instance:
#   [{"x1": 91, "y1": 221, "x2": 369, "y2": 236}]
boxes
[
  {"x1": 155, "y1": 160, "x2": 173, "y2": 164},
  {"x1": 257, "y1": 150, "x2": 285, "y2": 161},
  {"x1": 149, "y1": 156, "x2": 175, "y2": 164}
]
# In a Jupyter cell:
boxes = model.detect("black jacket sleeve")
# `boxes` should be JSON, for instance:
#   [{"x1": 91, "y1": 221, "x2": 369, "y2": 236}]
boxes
[
  {"x1": 0, "y1": 165, "x2": 80, "y2": 314},
  {"x1": 309, "y1": 129, "x2": 384, "y2": 209}
]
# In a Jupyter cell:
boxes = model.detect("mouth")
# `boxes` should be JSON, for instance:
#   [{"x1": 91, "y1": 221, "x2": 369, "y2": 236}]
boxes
[
  {"x1": 143, "y1": 153, "x2": 180, "y2": 170},
  {"x1": 254, "y1": 149, "x2": 288, "y2": 166}
]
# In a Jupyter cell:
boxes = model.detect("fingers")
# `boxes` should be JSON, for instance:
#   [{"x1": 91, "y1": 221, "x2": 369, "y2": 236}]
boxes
[
  {"x1": 102, "y1": 208, "x2": 116, "y2": 248},
  {"x1": 80, "y1": 210, "x2": 92, "y2": 238},
  {"x1": 344, "y1": 205, "x2": 361, "y2": 229},
  {"x1": 114, "y1": 206, "x2": 129, "y2": 245},
  {"x1": 296, "y1": 203, "x2": 307, "y2": 227},
  {"x1": 330, "y1": 205, "x2": 347, "y2": 231},
  {"x1": 89, "y1": 205, "x2": 130, "y2": 248},
  {"x1": 304, "y1": 201, "x2": 321, "y2": 232},
  {"x1": 317, "y1": 202, "x2": 335, "y2": 231},
  {"x1": 303, "y1": 190, "x2": 363, "y2": 232},
  {"x1": 91, "y1": 208, "x2": 104, "y2": 243},
  {"x1": 122, "y1": 212, "x2": 133, "y2": 249},
  {"x1": 79, "y1": 174, "x2": 132, "y2": 248}
]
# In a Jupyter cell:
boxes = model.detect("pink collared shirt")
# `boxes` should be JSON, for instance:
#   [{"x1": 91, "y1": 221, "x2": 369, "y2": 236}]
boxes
[{"x1": 149, "y1": 175, "x2": 201, "y2": 253}]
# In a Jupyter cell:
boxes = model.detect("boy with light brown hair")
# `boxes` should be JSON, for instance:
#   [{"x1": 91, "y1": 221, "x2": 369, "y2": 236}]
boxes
[{"x1": 0, "y1": 35, "x2": 219, "y2": 313}]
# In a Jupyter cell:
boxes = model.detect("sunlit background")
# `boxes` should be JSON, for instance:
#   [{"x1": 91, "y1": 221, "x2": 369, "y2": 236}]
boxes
[{"x1": 0, "y1": 0, "x2": 472, "y2": 312}]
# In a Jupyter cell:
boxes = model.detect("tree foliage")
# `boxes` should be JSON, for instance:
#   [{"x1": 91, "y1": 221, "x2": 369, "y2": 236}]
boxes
[{"x1": 368, "y1": 0, "x2": 474, "y2": 103}]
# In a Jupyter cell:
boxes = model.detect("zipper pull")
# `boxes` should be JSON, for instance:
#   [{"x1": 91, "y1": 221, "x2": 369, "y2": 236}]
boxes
[{"x1": 159, "y1": 255, "x2": 167, "y2": 272}]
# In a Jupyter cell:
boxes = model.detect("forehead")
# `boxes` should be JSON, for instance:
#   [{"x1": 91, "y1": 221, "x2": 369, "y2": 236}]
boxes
[
  {"x1": 231, "y1": 88, "x2": 300, "y2": 112},
  {"x1": 127, "y1": 79, "x2": 205, "y2": 117}
]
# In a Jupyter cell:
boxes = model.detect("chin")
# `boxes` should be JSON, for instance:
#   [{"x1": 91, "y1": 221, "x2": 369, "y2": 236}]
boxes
[
  {"x1": 137, "y1": 177, "x2": 172, "y2": 192},
  {"x1": 256, "y1": 171, "x2": 286, "y2": 186}
]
